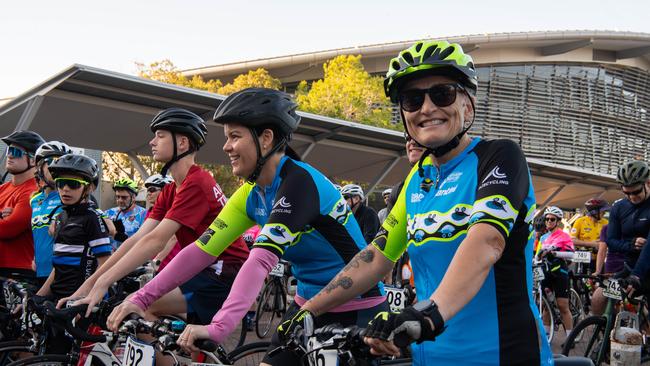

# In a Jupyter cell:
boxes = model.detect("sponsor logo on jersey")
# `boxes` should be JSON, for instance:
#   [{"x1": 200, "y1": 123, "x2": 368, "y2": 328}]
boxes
[
  {"x1": 197, "y1": 228, "x2": 215, "y2": 245},
  {"x1": 212, "y1": 218, "x2": 228, "y2": 230},
  {"x1": 440, "y1": 172, "x2": 463, "y2": 187},
  {"x1": 271, "y1": 196, "x2": 292, "y2": 214},
  {"x1": 411, "y1": 193, "x2": 425, "y2": 203},
  {"x1": 434, "y1": 185, "x2": 457, "y2": 197},
  {"x1": 479, "y1": 166, "x2": 509, "y2": 189}
]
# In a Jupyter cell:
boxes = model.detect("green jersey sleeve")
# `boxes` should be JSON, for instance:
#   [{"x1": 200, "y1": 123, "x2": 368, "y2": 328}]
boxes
[
  {"x1": 371, "y1": 166, "x2": 418, "y2": 262},
  {"x1": 195, "y1": 183, "x2": 256, "y2": 257}
]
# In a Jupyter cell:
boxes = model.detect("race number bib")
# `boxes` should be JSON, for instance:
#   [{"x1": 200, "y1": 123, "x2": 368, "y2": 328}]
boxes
[
  {"x1": 602, "y1": 279, "x2": 623, "y2": 300},
  {"x1": 572, "y1": 251, "x2": 591, "y2": 264},
  {"x1": 307, "y1": 336, "x2": 338, "y2": 366},
  {"x1": 270, "y1": 262, "x2": 285, "y2": 277},
  {"x1": 385, "y1": 286, "x2": 408, "y2": 312},
  {"x1": 122, "y1": 336, "x2": 155, "y2": 366}
]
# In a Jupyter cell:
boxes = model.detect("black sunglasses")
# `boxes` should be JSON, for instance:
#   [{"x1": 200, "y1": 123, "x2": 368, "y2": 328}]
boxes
[
  {"x1": 147, "y1": 187, "x2": 161, "y2": 193},
  {"x1": 398, "y1": 84, "x2": 464, "y2": 112},
  {"x1": 545, "y1": 217, "x2": 558, "y2": 222},
  {"x1": 622, "y1": 186, "x2": 644, "y2": 197},
  {"x1": 54, "y1": 177, "x2": 88, "y2": 190}
]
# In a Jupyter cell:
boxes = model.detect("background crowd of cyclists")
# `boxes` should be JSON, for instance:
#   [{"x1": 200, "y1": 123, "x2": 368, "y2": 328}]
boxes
[{"x1": 1, "y1": 39, "x2": 648, "y2": 366}]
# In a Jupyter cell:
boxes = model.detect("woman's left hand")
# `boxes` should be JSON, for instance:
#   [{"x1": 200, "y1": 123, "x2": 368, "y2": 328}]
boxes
[{"x1": 177, "y1": 324, "x2": 210, "y2": 353}]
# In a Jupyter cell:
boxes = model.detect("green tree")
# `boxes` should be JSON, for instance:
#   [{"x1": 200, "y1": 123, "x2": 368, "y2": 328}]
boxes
[
  {"x1": 295, "y1": 55, "x2": 394, "y2": 129},
  {"x1": 136, "y1": 59, "x2": 223, "y2": 92},
  {"x1": 217, "y1": 68, "x2": 282, "y2": 95}
]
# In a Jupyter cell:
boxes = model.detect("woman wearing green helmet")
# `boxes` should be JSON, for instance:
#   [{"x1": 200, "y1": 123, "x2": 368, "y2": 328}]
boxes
[{"x1": 299, "y1": 40, "x2": 553, "y2": 366}]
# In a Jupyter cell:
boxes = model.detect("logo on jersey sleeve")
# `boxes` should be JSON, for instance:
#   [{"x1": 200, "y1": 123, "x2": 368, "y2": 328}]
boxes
[
  {"x1": 407, "y1": 203, "x2": 472, "y2": 244},
  {"x1": 257, "y1": 223, "x2": 298, "y2": 246},
  {"x1": 327, "y1": 197, "x2": 351, "y2": 224},
  {"x1": 197, "y1": 228, "x2": 216, "y2": 246},
  {"x1": 469, "y1": 195, "x2": 518, "y2": 232},
  {"x1": 479, "y1": 166, "x2": 509, "y2": 189},
  {"x1": 31, "y1": 214, "x2": 51, "y2": 229}
]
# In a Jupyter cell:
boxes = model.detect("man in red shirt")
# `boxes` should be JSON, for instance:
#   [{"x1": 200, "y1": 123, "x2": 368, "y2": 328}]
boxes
[
  {"x1": 0, "y1": 130, "x2": 45, "y2": 279},
  {"x1": 61, "y1": 108, "x2": 249, "y2": 324}
]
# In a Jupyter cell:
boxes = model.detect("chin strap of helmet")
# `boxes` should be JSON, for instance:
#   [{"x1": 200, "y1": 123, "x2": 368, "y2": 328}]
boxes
[
  {"x1": 160, "y1": 132, "x2": 196, "y2": 177},
  {"x1": 1, "y1": 154, "x2": 35, "y2": 184},
  {"x1": 400, "y1": 91, "x2": 476, "y2": 180},
  {"x1": 36, "y1": 163, "x2": 55, "y2": 190},
  {"x1": 246, "y1": 128, "x2": 290, "y2": 183}
]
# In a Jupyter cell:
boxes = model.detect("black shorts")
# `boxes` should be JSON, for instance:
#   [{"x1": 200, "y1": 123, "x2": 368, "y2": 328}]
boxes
[
  {"x1": 542, "y1": 269, "x2": 569, "y2": 299},
  {"x1": 179, "y1": 266, "x2": 237, "y2": 325},
  {"x1": 262, "y1": 300, "x2": 390, "y2": 365}
]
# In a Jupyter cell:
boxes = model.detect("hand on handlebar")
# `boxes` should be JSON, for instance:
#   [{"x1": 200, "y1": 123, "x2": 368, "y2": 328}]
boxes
[
  {"x1": 177, "y1": 324, "x2": 210, "y2": 353},
  {"x1": 277, "y1": 308, "x2": 314, "y2": 342},
  {"x1": 106, "y1": 299, "x2": 146, "y2": 332},
  {"x1": 56, "y1": 279, "x2": 94, "y2": 309},
  {"x1": 364, "y1": 307, "x2": 437, "y2": 357}
]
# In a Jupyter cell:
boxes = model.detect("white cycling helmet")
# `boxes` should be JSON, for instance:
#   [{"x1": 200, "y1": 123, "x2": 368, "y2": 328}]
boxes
[
  {"x1": 35, "y1": 140, "x2": 72, "y2": 165},
  {"x1": 382, "y1": 188, "x2": 393, "y2": 197},
  {"x1": 543, "y1": 206, "x2": 563, "y2": 219},
  {"x1": 341, "y1": 184, "x2": 365, "y2": 200},
  {"x1": 144, "y1": 174, "x2": 174, "y2": 188}
]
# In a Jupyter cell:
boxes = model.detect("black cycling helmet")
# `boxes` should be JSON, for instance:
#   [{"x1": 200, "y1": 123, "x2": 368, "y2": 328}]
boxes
[
  {"x1": 1, "y1": 130, "x2": 45, "y2": 155},
  {"x1": 1, "y1": 130, "x2": 45, "y2": 181},
  {"x1": 48, "y1": 154, "x2": 99, "y2": 183},
  {"x1": 213, "y1": 88, "x2": 300, "y2": 138},
  {"x1": 150, "y1": 108, "x2": 208, "y2": 176},
  {"x1": 213, "y1": 88, "x2": 301, "y2": 182}
]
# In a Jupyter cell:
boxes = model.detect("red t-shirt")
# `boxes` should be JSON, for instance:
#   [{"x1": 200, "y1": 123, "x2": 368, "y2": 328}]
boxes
[
  {"x1": 0, "y1": 177, "x2": 38, "y2": 270},
  {"x1": 149, "y1": 165, "x2": 249, "y2": 265}
]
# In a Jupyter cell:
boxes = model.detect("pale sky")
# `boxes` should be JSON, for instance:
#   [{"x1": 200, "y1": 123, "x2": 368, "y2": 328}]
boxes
[{"x1": 1, "y1": 0, "x2": 648, "y2": 99}]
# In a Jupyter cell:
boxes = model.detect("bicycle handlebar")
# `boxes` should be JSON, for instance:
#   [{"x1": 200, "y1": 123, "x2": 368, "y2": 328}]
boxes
[{"x1": 45, "y1": 302, "x2": 107, "y2": 343}]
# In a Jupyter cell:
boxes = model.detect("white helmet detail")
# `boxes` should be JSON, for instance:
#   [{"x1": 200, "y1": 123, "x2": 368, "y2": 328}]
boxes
[
  {"x1": 35, "y1": 141, "x2": 72, "y2": 165},
  {"x1": 341, "y1": 184, "x2": 365, "y2": 200},
  {"x1": 144, "y1": 174, "x2": 174, "y2": 188},
  {"x1": 382, "y1": 188, "x2": 393, "y2": 196},
  {"x1": 543, "y1": 206, "x2": 563, "y2": 219}
]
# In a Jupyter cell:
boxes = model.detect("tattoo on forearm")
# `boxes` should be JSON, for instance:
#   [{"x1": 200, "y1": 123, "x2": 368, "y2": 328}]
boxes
[
  {"x1": 342, "y1": 248, "x2": 375, "y2": 272},
  {"x1": 323, "y1": 276, "x2": 353, "y2": 293}
]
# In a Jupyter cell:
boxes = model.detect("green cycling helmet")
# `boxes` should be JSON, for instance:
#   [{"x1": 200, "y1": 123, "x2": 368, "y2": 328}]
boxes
[
  {"x1": 113, "y1": 178, "x2": 138, "y2": 194},
  {"x1": 617, "y1": 160, "x2": 650, "y2": 186},
  {"x1": 384, "y1": 40, "x2": 477, "y2": 103}
]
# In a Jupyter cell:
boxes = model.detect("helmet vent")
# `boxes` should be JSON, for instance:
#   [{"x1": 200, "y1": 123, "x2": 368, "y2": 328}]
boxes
[
  {"x1": 403, "y1": 52, "x2": 414, "y2": 65},
  {"x1": 414, "y1": 42, "x2": 423, "y2": 52},
  {"x1": 392, "y1": 60, "x2": 401, "y2": 70},
  {"x1": 439, "y1": 46, "x2": 455, "y2": 60},
  {"x1": 261, "y1": 99, "x2": 272, "y2": 105},
  {"x1": 422, "y1": 45, "x2": 436, "y2": 61}
]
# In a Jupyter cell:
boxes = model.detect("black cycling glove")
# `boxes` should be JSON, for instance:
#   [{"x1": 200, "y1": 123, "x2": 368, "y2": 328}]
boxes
[{"x1": 365, "y1": 306, "x2": 440, "y2": 347}]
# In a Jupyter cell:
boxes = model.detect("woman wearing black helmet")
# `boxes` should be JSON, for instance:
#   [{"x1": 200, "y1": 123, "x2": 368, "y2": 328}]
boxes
[
  {"x1": 0, "y1": 130, "x2": 44, "y2": 279},
  {"x1": 106, "y1": 88, "x2": 387, "y2": 364},
  {"x1": 63, "y1": 108, "x2": 249, "y2": 333}
]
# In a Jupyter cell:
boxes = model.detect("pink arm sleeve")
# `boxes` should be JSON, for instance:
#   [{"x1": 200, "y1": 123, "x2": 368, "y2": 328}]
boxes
[
  {"x1": 206, "y1": 248, "x2": 278, "y2": 342},
  {"x1": 130, "y1": 244, "x2": 216, "y2": 310}
]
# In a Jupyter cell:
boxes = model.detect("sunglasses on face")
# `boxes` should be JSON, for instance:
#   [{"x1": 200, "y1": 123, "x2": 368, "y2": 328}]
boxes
[
  {"x1": 398, "y1": 83, "x2": 464, "y2": 113},
  {"x1": 115, "y1": 195, "x2": 131, "y2": 200},
  {"x1": 6, "y1": 146, "x2": 29, "y2": 159},
  {"x1": 622, "y1": 186, "x2": 644, "y2": 197},
  {"x1": 54, "y1": 177, "x2": 89, "y2": 190},
  {"x1": 545, "y1": 217, "x2": 558, "y2": 222},
  {"x1": 147, "y1": 187, "x2": 161, "y2": 193}
]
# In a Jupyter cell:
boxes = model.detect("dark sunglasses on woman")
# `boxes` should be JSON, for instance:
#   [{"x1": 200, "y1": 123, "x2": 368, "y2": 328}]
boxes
[{"x1": 398, "y1": 83, "x2": 465, "y2": 112}]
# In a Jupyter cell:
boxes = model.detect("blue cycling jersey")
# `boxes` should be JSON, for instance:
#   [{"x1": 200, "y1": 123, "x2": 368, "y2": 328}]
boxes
[
  {"x1": 374, "y1": 138, "x2": 552, "y2": 366},
  {"x1": 196, "y1": 156, "x2": 383, "y2": 301},
  {"x1": 106, "y1": 205, "x2": 147, "y2": 248},
  {"x1": 30, "y1": 190, "x2": 62, "y2": 278}
]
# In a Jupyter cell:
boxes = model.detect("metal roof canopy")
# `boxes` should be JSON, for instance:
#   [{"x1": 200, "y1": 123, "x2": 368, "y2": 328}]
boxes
[{"x1": 0, "y1": 64, "x2": 622, "y2": 209}]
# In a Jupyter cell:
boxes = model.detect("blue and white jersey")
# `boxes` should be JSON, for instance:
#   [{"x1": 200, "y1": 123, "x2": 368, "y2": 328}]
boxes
[{"x1": 30, "y1": 190, "x2": 62, "y2": 278}]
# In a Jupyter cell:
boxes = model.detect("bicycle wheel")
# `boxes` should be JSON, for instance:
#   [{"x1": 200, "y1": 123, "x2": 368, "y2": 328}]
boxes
[
  {"x1": 0, "y1": 340, "x2": 33, "y2": 366},
  {"x1": 535, "y1": 292, "x2": 555, "y2": 343},
  {"x1": 221, "y1": 318, "x2": 248, "y2": 353},
  {"x1": 569, "y1": 288, "x2": 585, "y2": 326},
  {"x1": 228, "y1": 341, "x2": 271, "y2": 366},
  {"x1": 561, "y1": 315, "x2": 608, "y2": 365},
  {"x1": 256, "y1": 281, "x2": 280, "y2": 338},
  {"x1": 6, "y1": 354, "x2": 70, "y2": 366}
]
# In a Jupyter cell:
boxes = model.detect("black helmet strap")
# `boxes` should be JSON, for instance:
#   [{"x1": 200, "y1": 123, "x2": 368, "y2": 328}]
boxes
[
  {"x1": 37, "y1": 162, "x2": 55, "y2": 190},
  {"x1": 246, "y1": 127, "x2": 288, "y2": 183},
  {"x1": 160, "y1": 132, "x2": 195, "y2": 177}
]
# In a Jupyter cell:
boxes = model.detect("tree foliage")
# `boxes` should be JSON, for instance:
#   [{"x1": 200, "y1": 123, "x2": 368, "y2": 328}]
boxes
[
  {"x1": 295, "y1": 55, "x2": 395, "y2": 129},
  {"x1": 217, "y1": 68, "x2": 282, "y2": 95}
]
